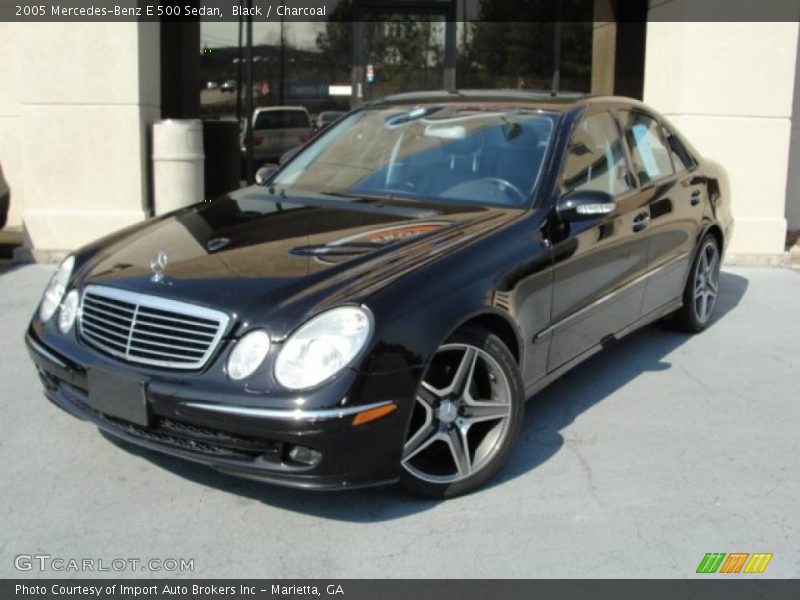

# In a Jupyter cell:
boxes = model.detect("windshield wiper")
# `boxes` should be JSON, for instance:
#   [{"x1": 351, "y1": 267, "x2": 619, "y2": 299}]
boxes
[
  {"x1": 320, "y1": 190, "x2": 398, "y2": 203},
  {"x1": 232, "y1": 186, "x2": 439, "y2": 219}
]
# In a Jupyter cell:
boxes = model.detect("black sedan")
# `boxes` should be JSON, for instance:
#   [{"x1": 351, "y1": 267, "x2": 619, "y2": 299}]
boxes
[{"x1": 26, "y1": 91, "x2": 733, "y2": 498}]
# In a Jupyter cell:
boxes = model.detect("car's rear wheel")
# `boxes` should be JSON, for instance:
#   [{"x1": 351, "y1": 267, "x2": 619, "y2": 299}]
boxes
[
  {"x1": 399, "y1": 326, "x2": 524, "y2": 498},
  {"x1": 672, "y1": 233, "x2": 722, "y2": 332}
]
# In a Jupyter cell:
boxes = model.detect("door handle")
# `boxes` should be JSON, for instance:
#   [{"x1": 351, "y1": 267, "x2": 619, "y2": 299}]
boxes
[
  {"x1": 632, "y1": 212, "x2": 650, "y2": 232},
  {"x1": 690, "y1": 191, "x2": 703, "y2": 206}
]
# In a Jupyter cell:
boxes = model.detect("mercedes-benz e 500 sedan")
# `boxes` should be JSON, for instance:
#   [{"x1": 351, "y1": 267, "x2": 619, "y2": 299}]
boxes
[{"x1": 26, "y1": 91, "x2": 732, "y2": 497}]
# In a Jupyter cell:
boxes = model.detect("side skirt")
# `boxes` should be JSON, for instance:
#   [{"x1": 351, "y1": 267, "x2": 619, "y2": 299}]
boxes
[{"x1": 523, "y1": 297, "x2": 683, "y2": 399}]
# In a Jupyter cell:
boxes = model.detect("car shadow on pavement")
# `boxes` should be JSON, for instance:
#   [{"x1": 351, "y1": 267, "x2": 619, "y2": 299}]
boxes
[
  {"x1": 104, "y1": 271, "x2": 748, "y2": 521},
  {"x1": 492, "y1": 270, "x2": 749, "y2": 490},
  {"x1": 101, "y1": 430, "x2": 442, "y2": 520}
]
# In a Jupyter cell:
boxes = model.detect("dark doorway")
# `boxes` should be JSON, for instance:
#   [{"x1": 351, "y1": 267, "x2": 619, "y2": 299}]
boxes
[{"x1": 161, "y1": 21, "x2": 201, "y2": 119}]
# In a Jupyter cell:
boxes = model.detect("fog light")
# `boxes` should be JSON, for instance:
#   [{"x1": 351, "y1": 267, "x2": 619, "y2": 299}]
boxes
[
  {"x1": 288, "y1": 445, "x2": 322, "y2": 466},
  {"x1": 227, "y1": 329, "x2": 270, "y2": 380}
]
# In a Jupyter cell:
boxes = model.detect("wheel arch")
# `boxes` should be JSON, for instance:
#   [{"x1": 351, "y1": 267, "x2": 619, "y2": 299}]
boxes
[
  {"x1": 704, "y1": 223, "x2": 725, "y2": 253},
  {"x1": 445, "y1": 309, "x2": 523, "y2": 368},
  {"x1": 679, "y1": 221, "x2": 726, "y2": 298}
]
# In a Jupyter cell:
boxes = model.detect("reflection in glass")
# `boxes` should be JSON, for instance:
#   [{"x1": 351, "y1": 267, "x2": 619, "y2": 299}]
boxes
[{"x1": 275, "y1": 104, "x2": 557, "y2": 207}]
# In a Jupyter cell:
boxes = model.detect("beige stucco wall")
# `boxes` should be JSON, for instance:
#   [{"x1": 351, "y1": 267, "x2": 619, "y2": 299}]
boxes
[
  {"x1": 644, "y1": 16, "x2": 799, "y2": 255},
  {"x1": 0, "y1": 23, "x2": 24, "y2": 228},
  {"x1": 2, "y1": 23, "x2": 160, "y2": 258},
  {"x1": 786, "y1": 31, "x2": 800, "y2": 231}
]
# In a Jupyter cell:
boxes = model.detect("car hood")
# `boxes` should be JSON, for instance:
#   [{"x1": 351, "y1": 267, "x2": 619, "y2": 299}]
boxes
[{"x1": 79, "y1": 187, "x2": 522, "y2": 334}]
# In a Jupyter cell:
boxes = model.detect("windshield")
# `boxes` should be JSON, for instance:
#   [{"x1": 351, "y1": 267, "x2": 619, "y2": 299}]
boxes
[{"x1": 273, "y1": 104, "x2": 557, "y2": 208}]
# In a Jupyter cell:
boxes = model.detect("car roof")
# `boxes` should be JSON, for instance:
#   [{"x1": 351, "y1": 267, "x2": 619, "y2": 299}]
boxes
[
  {"x1": 253, "y1": 106, "x2": 309, "y2": 113},
  {"x1": 371, "y1": 89, "x2": 648, "y2": 113}
]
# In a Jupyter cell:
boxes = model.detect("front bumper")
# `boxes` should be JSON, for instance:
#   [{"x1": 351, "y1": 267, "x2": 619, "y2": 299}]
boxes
[{"x1": 26, "y1": 329, "x2": 420, "y2": 490}]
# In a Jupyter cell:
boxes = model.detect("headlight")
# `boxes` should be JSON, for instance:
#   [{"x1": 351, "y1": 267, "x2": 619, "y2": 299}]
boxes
[
  {"x1": 275, "y1": 306, "x2": 372, "y2": 390},
  {"x1": 57, "y1": 290, "x2": 79, "y2": 334},
  {"x1": 227, "y1": 330, "x2": 271, "y2": 381},
  {"x1": 39, "y1": 255, "x2": 75, "y2": 323}
]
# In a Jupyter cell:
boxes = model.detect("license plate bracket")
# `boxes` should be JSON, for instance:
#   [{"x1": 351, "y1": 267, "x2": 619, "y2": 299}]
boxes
[{"x1": 87, "y1": 368, "x2": 150, "y2": 427}]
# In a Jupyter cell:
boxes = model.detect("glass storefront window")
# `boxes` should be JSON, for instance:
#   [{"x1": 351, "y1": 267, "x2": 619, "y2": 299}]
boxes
[{"x1": 199, "y1": 1, "x2": 596, "y2": 183}]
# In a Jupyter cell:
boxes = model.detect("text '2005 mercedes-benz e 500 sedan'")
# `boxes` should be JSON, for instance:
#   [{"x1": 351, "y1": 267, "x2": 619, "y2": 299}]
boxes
[{"x1": 26, "y1": 91, "x2": 733, "y2": 498}]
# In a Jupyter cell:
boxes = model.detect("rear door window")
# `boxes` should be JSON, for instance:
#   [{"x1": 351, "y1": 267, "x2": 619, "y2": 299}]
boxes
[{"x1": 618, "y1": 111, "x2": 675, "y2": 185}]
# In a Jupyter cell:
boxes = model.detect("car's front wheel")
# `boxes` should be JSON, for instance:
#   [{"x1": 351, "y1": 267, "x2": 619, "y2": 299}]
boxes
[{"x1": 399, "y1": 326, "x2": 524, "y2": 498}]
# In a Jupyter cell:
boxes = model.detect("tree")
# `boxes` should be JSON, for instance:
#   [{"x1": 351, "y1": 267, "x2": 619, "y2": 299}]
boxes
[
  {"x1": 315, "y1": 0, "x2": 355, "y2": 80},
  {"x1": 462, "y1": 0, "x2": 593, "y2": 91}
]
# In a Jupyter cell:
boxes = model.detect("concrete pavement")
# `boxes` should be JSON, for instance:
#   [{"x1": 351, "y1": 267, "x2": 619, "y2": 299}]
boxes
[{"x1": 1, "y1": 264, "x2": 798, "y2": 578}]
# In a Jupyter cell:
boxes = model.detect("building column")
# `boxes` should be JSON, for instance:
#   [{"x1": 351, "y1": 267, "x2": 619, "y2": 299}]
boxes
[
  {"x1": 0, "y1": 23, "x2": 24, "y2": 229},
  {"x1": 591, "y1": 20, "x2": 616, "y2": 96},
  {"x1": 17, "y1": 23, "x2": 160, "y2": 260},
  {"x1": 644, "y1": 14, "x2": 798, "y2": 257},
  {"x1": 786, "y1": 32, "x2": 800, "y2": 232}
]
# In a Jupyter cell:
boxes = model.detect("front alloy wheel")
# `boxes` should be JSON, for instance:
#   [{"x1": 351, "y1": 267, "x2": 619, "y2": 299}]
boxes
[{"x1": 400, "y1": 327, "x2": 524, "y2": 498}]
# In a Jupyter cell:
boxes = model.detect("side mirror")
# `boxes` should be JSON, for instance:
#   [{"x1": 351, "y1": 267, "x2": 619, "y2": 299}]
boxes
[
  {"x1": 255, "y1": 164, "x2": 279, "y2": 185},
  {"x1": 556, "y1": 190, "x2": 616, "y2": 222}
]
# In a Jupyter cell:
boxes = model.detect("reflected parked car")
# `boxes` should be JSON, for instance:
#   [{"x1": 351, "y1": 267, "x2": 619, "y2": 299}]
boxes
[
  {"x1": 0, "y1": 161, "x2": 9, "y2": 229},
  {"x1": 242, "y1": 106, "x2": 314, "y2": 165},
  {"x1": 26, "y1": 91, "x2": 733, "y2": 498},
  {"x1": 316, "y1": 110, "x2": 345, "y2": 132},
  {"x1": 220, "y1": 79, "x2": 237, "y2": 93}
]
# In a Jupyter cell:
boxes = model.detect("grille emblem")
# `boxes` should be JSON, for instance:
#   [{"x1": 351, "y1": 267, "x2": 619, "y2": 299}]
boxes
[{"x1": 150, "y1": 251, "x2": 169, "y2": 283}]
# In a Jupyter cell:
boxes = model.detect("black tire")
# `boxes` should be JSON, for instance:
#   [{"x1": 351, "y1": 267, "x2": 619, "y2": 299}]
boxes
[
  {"x1": 671, "y1": 233, "x2": 722, "y2": 333},
  {"x1": 399, "y1": 326, "x2": 525, "y2": 499}
]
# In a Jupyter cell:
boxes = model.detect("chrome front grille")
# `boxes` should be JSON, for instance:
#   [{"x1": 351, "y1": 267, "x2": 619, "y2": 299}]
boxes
[{"x1": 78, "y1": 285, "x2": 230, "y2": 370}]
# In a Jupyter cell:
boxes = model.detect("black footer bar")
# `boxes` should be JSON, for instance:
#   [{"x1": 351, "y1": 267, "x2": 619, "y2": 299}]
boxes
[{"x1": 4, "y1": 579, "x2": 800, "y2": 600}]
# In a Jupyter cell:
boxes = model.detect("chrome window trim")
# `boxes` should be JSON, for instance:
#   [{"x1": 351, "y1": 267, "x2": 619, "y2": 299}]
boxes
[
  {"x1": 78, "y1": 285, "x2": 230, "y2": 370},
  {"x1": 534, "y1": 251, "x2": 691, "y2": 341}
]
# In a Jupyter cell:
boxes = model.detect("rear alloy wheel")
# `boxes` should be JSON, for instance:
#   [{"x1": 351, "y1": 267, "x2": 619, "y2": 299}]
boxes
[
  {"x1": 400, "y1": 327, "x2": 524, "y2": 498},
  {"x1": 673, "y1": 233, "x2": 721, "y2": 332}
]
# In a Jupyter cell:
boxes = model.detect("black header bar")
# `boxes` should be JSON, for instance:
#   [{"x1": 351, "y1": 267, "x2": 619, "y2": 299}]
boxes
[{"x1": 1, "y1": 0, "x2": 799, "y2": 23}]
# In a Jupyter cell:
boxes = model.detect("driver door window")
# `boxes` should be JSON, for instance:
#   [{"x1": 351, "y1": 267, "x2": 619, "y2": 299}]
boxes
[{"x1": 562, "y1": 112, "x2": 632, "y2": 197}]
